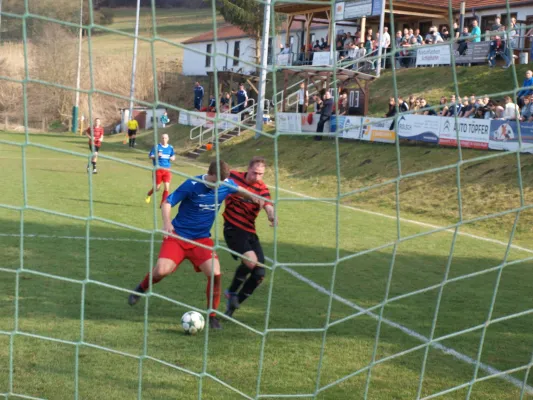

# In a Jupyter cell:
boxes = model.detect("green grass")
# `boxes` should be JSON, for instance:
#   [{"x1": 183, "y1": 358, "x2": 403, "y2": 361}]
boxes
[
  {"x1": 89, "y1": 7, "x2": 223, "y2": 65},
  {"x1": 1, "y1": 130, "x2": 533, "y2": 399},
  {"x1": 368, "y1": 65, "x2": 533, "y2": 117}
]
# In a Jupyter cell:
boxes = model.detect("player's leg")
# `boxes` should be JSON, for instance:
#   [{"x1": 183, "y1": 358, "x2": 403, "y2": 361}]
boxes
[
  {"x1": 146, "y1": 170, "x2": 163, "y2": 203},
  {"x1": 236, "y1": 236, "x2": 265, "y2": 305},
  {"x1": 190, "y1": 239, "x2": 222, "y2": 329},
  {"x1": 128, "y1": 235, "x2": 184, "y2": 305},
  {"x1": 131, "y1": 130, "x2": 137, "y2": 147},
  {"x1": 160, "y1": 171, "x2": 171, "y2": 207},
  {"x1": 91, "y1": 147, "x2": 99, "y2": 174}
]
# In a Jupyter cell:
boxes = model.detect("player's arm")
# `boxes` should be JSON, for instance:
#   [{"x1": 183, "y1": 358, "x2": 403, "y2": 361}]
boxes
[
  {"x1": 149, "y1": 146, "x2": 156, "y2": 159},
  {"x1": 85, "y1": 127, "x2": 92, "y2": 140},
  {"x1": 170, "y1": 147, "x2": 176, "y2": 162},
  {"x1": 264, "y1": 203, "x2": 277, "y2": 227}
]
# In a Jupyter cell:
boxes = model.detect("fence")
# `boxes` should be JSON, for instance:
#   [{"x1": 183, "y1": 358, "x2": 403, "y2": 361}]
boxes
[{"x1": 275, "y1": 112, "x2": 533, "y2": 154}]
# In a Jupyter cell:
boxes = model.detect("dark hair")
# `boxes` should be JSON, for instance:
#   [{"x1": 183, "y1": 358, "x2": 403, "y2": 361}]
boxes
[{"x1": 208, "y1": 160, "x2": 230, "y2": 180}]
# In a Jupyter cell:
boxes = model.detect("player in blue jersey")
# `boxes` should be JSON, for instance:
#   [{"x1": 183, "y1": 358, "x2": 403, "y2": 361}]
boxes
[
  {"x1": 129, "y1": 160, "x2": 263, "y2": 330},
  {"x1": 145, "y1": 134, "x2": 175, "y2": 207}
]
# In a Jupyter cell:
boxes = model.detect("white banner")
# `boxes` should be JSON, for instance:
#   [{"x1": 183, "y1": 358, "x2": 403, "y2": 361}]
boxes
[
  {"x1": 277, "y1": 53, "x2": 291, "y2": 66},
  {"x1": 342, "y1": 116, "x2": 363, "y2": 139},
  {"x1": 416, "y1": 45, "x2": 451, "y2": 66},
  {"x1": 439, "y1": 117, "x2": 490, "y2": 149},
  {"x1": 397, "y1": 114, "x2": 440, "y2": 143},
  {"x1": 277, "y1": 113, "x2": 302, "y2": 133},
  {"x1": 312, "y1": 52, "x2": 332, "y2": 66},
  {"x1": 360, "y1": 117, "x2": 395, "y2": 143},
  {"x1": 178, "y1": 111, "x2": 207, "y2": 127}
]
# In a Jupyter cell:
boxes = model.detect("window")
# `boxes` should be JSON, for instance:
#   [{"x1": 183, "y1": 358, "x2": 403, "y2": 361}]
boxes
[
  {"x1": 205, "y1": 43, "x2": 212, "y2": 68},
  {"x1": 233, "y1": 41, "x2": 240, "y2": 66}
]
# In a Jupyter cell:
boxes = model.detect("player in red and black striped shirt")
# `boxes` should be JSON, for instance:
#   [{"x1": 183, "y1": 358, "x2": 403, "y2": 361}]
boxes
[{"x1": 223, "y1": 156, "x2": 277, "y2": 317}]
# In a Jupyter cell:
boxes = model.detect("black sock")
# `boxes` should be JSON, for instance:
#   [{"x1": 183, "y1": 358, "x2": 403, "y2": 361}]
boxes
[
  {"x1": 228, "y1": 263, "x2": 250, "y2": 293},
  {"x1": 129, "y1": 138, "x2": 133, "y2": 147},
  {"x1": 92, "y1": 161, "x2": 96, "y2": 169},
  {"x1": 237, "y1": 267, "x2": 265, "y2": 304},
  {"x1": 132, "y1": 138, "x2": 136, "y2": 146}
]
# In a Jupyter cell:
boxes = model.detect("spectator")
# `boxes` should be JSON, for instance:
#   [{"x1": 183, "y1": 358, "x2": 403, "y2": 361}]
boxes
[
  {"x1": 394, "y1": 31, "x2": 403, "y2": 68},
  {"x1": 484, "y1": 100, "x2": 496, "y2": 119},
  {"x1": 503, "y1": 95, "x2": 520, "y2": 120},
  {"x1": 296, "y1": 82, "x2": 308, "y2": 113},
  {"x1": 463, "y1": 96, "x2": 478, "y2": 118},
  {"x1": 412, "y1": 97, "x2": 421, "y2": 114},
  {"x1": 418, "y1": 98, "x2": 433, "y2": 116},
  {"x1": 408, "y1": 95, "x2": 417, "y2": 110},
  {"x1": 313, "y1": 94, "x2": 323, "y2": 113},
  {"x1": 364, "y1": 34, "x2": 376, "y2": 70},
  {"x1": 220, "y1": 92, "x2": 230, "y2": 112},
  {"x1": 315, "y1": 91, "x2": 333, "y2": 141},
  {"x1": 414, "y1": 29, "x2": 423, "y2": 44},
  {"x1": 471, "y1": 19, "x2": 481, "y2": 43},
  {"x1": 320, "y1": 38, "x2": 327, "y2": 49},
  {"x1": 408, "y1": 37, "x2": 420, "y2": 66},
  {"x1": 438, "y1": 97, "x2": 449, "y2": 116},
  {"x1": 281, "y1": 43, "x2": 291, "y2": 54},
  {"x1": 338, "y1": 91, "x2": 348, "y2": 115},
  {"x1": 433, "y1": 28, "x2": 444, "y2": 44},
  {"x1": 488, "y1": 32, "x2": 511, "y2": 68},
  {"x1": 447, "y1": 94, "x2": 462, "y2": 117},
  {"x1": 160, "y1": 110, "x2": 170, "y2": 128},
  {"x1": 402, "y1": 28, "x2": 411, "y2": 42},
  {"x1": 194, "y1": 81, "x2": 204, "y2": 111},
  {"x1": 398, "y1": 96, "x2": 409, "y2": 112},
  {"x1": 382, "y1": 27, "x2": 391, "y2": 68},
  {"x1": 495, "y1": 105, "x2": 505, "y2": 119},
  {"x1": 441, "y1": 27, "x2": 450, "y2": 41},
  {"x1": 385, "y1": 97, "x2": 396, "y2": 118},
  {"x1": 453, "y1": 22, "x2": 460, "y2": 40},
  {"x1": 492, "y1": 16, "x2": 502, "y2": 32},
  {"x1": 457, "y1": 27, "x2": 470, "y2": 56},
  {"x1": 517, "y1": 70, "x2": 533, "y2": 106},
  {"x1": 520, "y1": 96, "x2": 533, "y2": 122},
  {"x1": 458, "y1": 96, "x2": 470, "y2": 117},
  {"x1": 208, "y1": 94, "x2": 216, "y2": 112},
  {"x1": 509, "y1": 17, "x2": 519, "y2": 52}
]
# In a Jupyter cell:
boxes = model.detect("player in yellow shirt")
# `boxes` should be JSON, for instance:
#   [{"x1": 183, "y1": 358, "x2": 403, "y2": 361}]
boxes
[{"x1": 127, "y1": 119, "x2": 139, "y2": 147}]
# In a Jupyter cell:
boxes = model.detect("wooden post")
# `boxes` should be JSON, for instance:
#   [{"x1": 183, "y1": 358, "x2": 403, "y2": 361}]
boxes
[
  {"x1": 282, "y1": 69, "x2": 289, "y2": 112},
  {"x1": 326, "y1": 10, "x2": 332, "y2": 46},
  {"x1": 305, "y1": 13, "x2": 314, "y2": 48},
  {"x1": 285, "y1": 15, "x2": 294, "y2": 50},
  {"x1": 41, "y1": 118, "x2": 46, "y2": 132},
  {"x1": 364, "y1": 80, "x2": 370, "y2": 116},
  {"x1": 361, "y1": 17, "x2": 366, "y2": 42},
  {"x1": 68, "y1": 117, "x2": 72, "y2": 132},
  {"x1": 3, "y1": 113, "x2": 7, "y2": 130}
]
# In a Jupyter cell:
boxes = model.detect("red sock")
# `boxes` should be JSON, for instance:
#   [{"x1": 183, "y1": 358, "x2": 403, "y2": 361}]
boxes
[
  {"x1": 206, "y1": 275, "x2": 221, "y2": 317},
  {"x1": 139, "y1": 271, "x2": 164, "y2": 291},
  {"x1": 160, "y1": 190, "x2": 169, "y2": 207},
  {"x1": 147, "y1": 188, "x2": 154, "y2": 196}
]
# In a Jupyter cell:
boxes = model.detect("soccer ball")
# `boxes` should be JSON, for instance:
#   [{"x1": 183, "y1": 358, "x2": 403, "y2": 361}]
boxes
[{"x1": 181, "y1": 311, "x2": 205, "y2": 335}]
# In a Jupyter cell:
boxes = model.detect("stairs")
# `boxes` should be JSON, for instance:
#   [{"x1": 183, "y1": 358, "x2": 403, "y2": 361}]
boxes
[{"x1": 185, "y1": 120, "x2": 254, "y2": 159}]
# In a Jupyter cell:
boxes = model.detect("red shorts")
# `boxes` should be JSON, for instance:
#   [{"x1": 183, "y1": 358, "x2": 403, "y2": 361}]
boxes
[
  {"x1": 158, "y1": 234, "x2": 218, "y2": 272},
  {"x1": 155, "y1": 169, "x2": 172, "y2": 185}
]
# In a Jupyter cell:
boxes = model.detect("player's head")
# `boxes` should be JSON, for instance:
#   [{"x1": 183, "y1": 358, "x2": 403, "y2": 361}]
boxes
[
  {"x1": 161, "y1": 133, "x2": 169, "y2": 145},
  {"x1": 207, "y1": 160, "x2": 230, "y2": 181},
  {"x1": 246, "y1": 157, "x2": 266, "y2": 184},
  {"x1": 95, "y1": 118, "x2": 101, "y2": 127}
]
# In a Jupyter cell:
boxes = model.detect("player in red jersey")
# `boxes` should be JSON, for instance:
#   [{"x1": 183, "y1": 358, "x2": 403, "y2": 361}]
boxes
[
  {"x1": 223, "y1": 156, "x2": 277, "y2": 317},
  {"x1": 85, "y1": 118, "x2": 104, "y2": 174}
]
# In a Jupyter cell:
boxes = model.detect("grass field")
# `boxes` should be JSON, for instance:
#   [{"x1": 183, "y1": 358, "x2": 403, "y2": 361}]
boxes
[
  {"x1": 90, "y1": 8, "x2": 223, "y2": 65},
  {"x1": 1, "y1": 129, "x2": 533, "y2": 400}
]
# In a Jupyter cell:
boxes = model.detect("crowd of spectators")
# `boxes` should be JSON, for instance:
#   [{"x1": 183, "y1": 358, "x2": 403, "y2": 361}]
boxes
[{"x1": 384, "y1": 70, "x2": 533, "y2": 121}]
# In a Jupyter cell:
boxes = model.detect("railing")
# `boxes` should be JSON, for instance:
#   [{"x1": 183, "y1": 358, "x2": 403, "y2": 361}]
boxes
[{"x1": 189, "y1": 99, "x2": 258, "y2": 147}]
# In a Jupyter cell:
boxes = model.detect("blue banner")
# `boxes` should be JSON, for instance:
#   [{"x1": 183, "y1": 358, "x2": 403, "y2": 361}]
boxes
[{"x1": 489, "y1": 120, "x2": 533, "y2": 153}]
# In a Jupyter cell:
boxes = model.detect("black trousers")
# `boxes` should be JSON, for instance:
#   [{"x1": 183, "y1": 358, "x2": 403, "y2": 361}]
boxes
[{"x1": 315, "y1": 115, "x2": 330, "y2": 140}]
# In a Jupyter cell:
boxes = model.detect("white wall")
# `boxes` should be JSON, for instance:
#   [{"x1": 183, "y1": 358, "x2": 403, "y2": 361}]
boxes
[
  {"x1": 182, "y1": 37, "x2": 257, "y2": 76},
  {"x1": 464, "y1": 5, "x2": 533, "y2": 23}
]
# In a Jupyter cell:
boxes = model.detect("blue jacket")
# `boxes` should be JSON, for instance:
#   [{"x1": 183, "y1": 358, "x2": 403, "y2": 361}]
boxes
[
  {"x1": 518, "y1": 77, "x2": 533, "y2": 98},
  {"x1": 194, "y1": 85, "x2": 204, "y2": 100}
]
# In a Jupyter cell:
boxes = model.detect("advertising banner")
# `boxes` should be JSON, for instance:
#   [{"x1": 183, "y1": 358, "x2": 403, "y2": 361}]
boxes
[
  {"x1": 489, "y1": 120, "x2": 533, "y2": 153},
  {"x1": 312, "y1": 52, "x2": 332, "y2": 66},
  {"x1": 397, "y1": 115, "x2": 440, "y2": 143},
  {"x1": 416, "y1": 45, "x2": 451, "y2": 66},
  {"x1": 361, "y1": 117, "x2": 396, "y2": 143},
  {"x1": 438, "y1": 117, "x2": 490, "y2": 149},
  {"x1": 277, "y1": 113, "x2": 302, "y2": 133},
  {"x1": 341, "y1": 116, "x2": 363, "y2": 139}
]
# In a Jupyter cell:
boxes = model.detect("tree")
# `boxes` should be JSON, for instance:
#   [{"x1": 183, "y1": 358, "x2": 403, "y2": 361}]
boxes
[{"x1": 214, "y1": 0, "x2": 283, "y2": 68}]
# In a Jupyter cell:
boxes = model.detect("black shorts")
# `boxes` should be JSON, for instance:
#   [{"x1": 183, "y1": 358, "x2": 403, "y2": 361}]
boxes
[
  {"x1": 128, "y1": 129, "x2": 137, "y2": 137},
  {"x1": 223, "y1": 222, "x2": 264, "y2": 264},
  {"x1": 89, "y1": 143, "x2": 100, "y2": 152}
]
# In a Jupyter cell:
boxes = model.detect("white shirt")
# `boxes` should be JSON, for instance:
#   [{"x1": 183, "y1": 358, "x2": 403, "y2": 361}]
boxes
[
  {"x1": 382, "y1": 31, "x2": 391, "y2": 48},
  {"x1": 503, "y1": 102, "x2": 520, "y2": 120},
  {"x1": 297, "y1": 88, "x2": 308, "y2": 105}
]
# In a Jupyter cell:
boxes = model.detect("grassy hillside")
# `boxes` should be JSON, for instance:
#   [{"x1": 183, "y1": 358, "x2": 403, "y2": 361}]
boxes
[
  {"x1": 198, "y1": 131, "x2": 533, "y2": 247},
  {"x1": 368, "y1": 64, "x2": 532, "y2": 116}
]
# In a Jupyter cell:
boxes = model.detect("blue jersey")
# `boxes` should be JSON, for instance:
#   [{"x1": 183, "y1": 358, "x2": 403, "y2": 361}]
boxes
[
  {"x1": 149, "y1": 144, "x2": 175, "y2": 168},
  {"x1": 236, "y1": 89, "x2": 247, "y2": 105},
  {"x1": 194, "y1": 86, "x2": 204, "y2": 100},
  {"x1": 167, "y1": 175, "x2": 239, "y2": 239}
]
